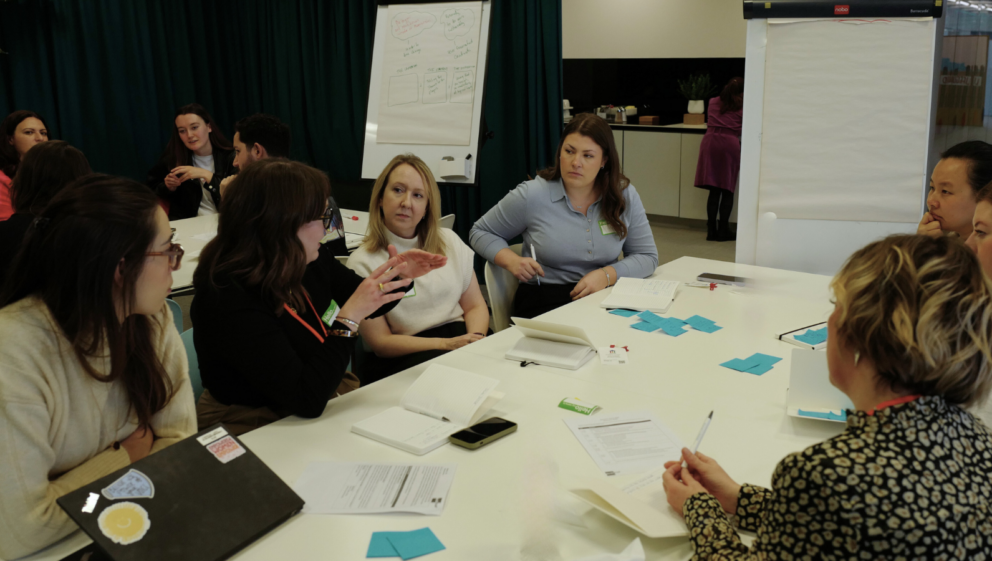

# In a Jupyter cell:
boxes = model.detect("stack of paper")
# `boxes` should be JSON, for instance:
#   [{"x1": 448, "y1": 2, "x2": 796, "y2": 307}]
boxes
[
  {"x1": 600, "y1": 278, "x2": 680, "y2": 313},
  {"x1": 720, "y1": 353, "x2": 782, "y2": 375}
]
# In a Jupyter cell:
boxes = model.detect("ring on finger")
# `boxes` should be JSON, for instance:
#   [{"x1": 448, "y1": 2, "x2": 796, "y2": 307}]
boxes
[{"x1": 379, "y1": 283, "x2": 386, "y2": 293}]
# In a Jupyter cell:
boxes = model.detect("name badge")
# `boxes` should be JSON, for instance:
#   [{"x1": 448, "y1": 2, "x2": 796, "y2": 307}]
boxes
[
  {"x1": 321, "y1": 300, "x2": 340, "y2": 326},
  {"x1": 599, "y1": 219, "x2": 616, "y2": 235},
  {"x1": 403, "y1": 285, "x2": 418, "y2": 299}
]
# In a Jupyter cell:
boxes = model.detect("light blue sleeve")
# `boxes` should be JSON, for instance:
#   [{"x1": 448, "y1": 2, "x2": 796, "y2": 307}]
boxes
[
  {"x1": 613, "y1": 185, "x2": 658, "y2": 279},
  {"x1": 469, "y1": 182, "x2": 532, "y2": 263}
]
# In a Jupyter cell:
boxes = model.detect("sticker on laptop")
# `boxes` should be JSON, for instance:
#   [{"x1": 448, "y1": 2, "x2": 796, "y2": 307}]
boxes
[
  {"x1": 98, "y1": 502, "x2": 151, "y2": 545},
  {"x1": 207, "y1": 435, "x2": 246, "y2": 464},
  {"x1": 196, "y1": 426, "x2": 229, "y2": 446},
  {"x1": 101, "y1": 469, "x2": 155, "y2": 501}
]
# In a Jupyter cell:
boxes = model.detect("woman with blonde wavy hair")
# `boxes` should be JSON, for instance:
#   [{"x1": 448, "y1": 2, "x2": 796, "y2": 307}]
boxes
[
  {"x1": 663, "y1": 234, "x2": 992, "y2": 559},
  {"x1": 348, "y1": 154, "x2": 489, "y2": 384}
]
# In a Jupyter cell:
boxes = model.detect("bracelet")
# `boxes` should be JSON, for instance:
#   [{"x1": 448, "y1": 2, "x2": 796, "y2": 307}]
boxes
[
  {"x1": 328, "y1": 329, "x2": 358, "y2": 338},
  {"x1": 603, "y1": 268, "x2": 612, "y2": 287},
  {"x1": 337, "y1": 317, "x2": 359, "y2": 328}
]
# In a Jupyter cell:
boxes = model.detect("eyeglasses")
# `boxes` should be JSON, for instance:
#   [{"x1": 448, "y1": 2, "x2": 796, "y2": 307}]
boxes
[
  {"x1": 321, "y1": 208, "x2": 335, "y2": 231},
  {"x1": 147, "y1": 242, "x2": 185, "y2": 271}
]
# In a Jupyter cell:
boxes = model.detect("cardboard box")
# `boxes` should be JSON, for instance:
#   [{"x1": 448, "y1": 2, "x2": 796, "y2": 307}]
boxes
[
  {"x1": 683, "y1": 114, "x2": 706, "y2": 125},
  {"x1": 638, "y1": 116, "x2": 660, "y2": 125}
]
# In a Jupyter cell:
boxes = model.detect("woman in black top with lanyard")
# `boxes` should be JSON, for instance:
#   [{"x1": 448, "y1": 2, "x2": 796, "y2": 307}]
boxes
[
  {"x1": 146, "y1": 103, "x2": 235, "y2": 220},
  {"x1": 190, "y1": 159, "x2": 446, "y2": 434}
]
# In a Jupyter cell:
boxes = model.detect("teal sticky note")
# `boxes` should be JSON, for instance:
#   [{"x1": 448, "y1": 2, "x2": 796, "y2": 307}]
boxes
[
  {"x1": 748, "y1": 353, "x2": 782, "y2": 367},
  {"x1": 685, "y1": 315, "x2": 715, "y2": 327},
  {"x1": 637, "y1": 311, "x2": 666, "y2": 325},
  {"x1": 744, "y1": 363, "x2": 774, "y2": 375},
  {"x1": 798, "y1": 409, "x2": 847, "y2": 421},
  {"x1": 631, "y1": 321, "x2": 659, "y2": 332},
  {"x1": 658, "y1": 323, "x2": 687, "y2": 337},
  {"x1": 794, "y1": 328, "x2": 827, "y2": 345},
  {"x1": 368, "y1": 532, "x2": 402, "y2": 557},
  {"x1": 385, "y1": 528, "x2": 445, "y2": 560},
  {"x1": 720, "y1": 357, "x2": 760, "y2": 371},
  {"x1": 609, "y1": 309, "x2": 639, "y2": 317}
]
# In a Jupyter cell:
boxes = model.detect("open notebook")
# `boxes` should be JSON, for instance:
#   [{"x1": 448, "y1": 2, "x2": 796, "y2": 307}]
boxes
[
  {"x1": 505, "y1": 317, "x2": 597, "y2": 370},
  {"x1": 569, "y1": 476, "x2": 687, "y2": 538},
  {"x1": 351, "y1": 364, "x2": 503, "y2": 455},
  {"x1": 599, "y1": 278, "x2": 680, "y2": 313}
]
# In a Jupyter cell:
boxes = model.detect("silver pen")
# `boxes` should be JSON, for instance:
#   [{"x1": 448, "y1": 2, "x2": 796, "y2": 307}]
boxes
[{"x1": 682, "y1": 411, "x2": 713, "y2": 468}]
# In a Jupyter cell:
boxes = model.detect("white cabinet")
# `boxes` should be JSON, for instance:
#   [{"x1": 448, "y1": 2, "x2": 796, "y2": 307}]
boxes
[
  {"x1": 622, "y1": 131, "x2": 681, "y2": 217},
  {"x1": 612, "y1": 129, "x2": 624, "y2": 167},
  {"x1": 680, "y1": 133, "x2": 708, "y2": 220}
]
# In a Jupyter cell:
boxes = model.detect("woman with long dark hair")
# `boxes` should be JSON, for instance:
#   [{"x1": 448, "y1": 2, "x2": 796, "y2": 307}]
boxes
[
  {"x1": 147, "y1": 103, "x2": 235, "y2": 220},
  {"x1": 0, "y1": 175, "x2": 196, "y2": 559},
  {"x1": 0, "y1": 110, "x2": 49, "y2": 221},
  {"x1": 191, "y1": 159, "x2": 446, "y2": 434},
  {"x1": 470, "y1": 112, "x2": 658, "y2": 319},
  {"x1": 0, "y1": 140, "x2": 91, "y2": 279},
  {"x1": 695, "y1": 77, "x2": 744, "y2": 242}
]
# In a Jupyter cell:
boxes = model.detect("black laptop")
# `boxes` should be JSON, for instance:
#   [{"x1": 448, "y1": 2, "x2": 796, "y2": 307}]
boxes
[{"x1": 57, "y1": 424, "x2": 303, "y2": 561}]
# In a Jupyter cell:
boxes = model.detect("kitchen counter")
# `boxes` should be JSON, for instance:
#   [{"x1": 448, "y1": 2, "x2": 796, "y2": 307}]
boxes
[{"x1": 608, "y1": 122, "x2": 707, "y2": 134}]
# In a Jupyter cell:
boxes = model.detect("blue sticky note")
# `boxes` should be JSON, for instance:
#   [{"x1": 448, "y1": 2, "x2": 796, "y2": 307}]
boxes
[
  {"x1": 748, "y1": 353, "x2": 782, "y2": 367},
  {"x1": 385, "y1": 528, "x2": 446, "y2": 560},
  {"x1": 609, "y1": 309, "x2": 639, "y2": 317},
  {"x1": 368, "y1": 532, "x2": 402, "y2": 558},
  {"x1": 798, "y1": 409, "x2": 847, "y2": 421},
  {"x1": 794, "y1": 328, "x2": 827, "y2": 345},
  {"x1": 637, "y1": 310, "x2": 666, "y2": 325},
  {"x1": 659, "y1": 324, "x2": 687, "y2": 337},
  {"x1": 690, "y1": 322, "x2": 722, "y2": 333},
  {"x1": 720, "y1": 357, "x2": 761, "y2": 371},
  {"x1": 744, "y1": 363, "x2": 774, "y2": 376},
  {"x1": 631, "y1": 321, "x2": 659, "y2": 332},
  {"x1": 685, "y1": 315, "x2": 715, "y2": 327}
]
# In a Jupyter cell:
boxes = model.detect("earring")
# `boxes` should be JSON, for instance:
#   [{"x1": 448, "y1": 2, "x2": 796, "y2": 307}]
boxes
[
  {"x1": 600, "y1": 166, "x2": 605, "y2": 170},
  {"x1": 854, "y1": 351, "x2": 861, "y2": 366}
]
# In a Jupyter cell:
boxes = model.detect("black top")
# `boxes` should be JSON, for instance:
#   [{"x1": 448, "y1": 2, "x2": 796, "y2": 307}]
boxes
[
  {"x1": 0, "y1": 213, "x2": 34, "y2": 286},
  {"x1": 190, "y1": 244, "x2": 406, "y2": 418},
  {"x1": 147, "y1": 147, "x2": 236, "y2": 220}
]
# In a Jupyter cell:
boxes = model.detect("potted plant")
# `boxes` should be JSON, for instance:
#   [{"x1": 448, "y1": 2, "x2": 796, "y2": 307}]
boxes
[{"x1": 677, "y1": 73, "x2": 717, "y2": 114}]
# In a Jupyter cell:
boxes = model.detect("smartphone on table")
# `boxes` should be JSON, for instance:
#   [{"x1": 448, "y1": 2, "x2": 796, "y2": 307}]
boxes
[
  {"x1": 449, "y1": 417, "x2": 517, "y2": 450},
  {"x1": 697, "y1": 273, "x2": 746, "y2": 287}
]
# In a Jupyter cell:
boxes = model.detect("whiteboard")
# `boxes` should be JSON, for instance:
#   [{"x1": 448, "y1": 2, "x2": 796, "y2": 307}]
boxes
[
  {"x1": 736, "y1": 18, "x2": 938, "y2": 276},
  {"x1": 362, "y1": 1, "x2": 492, "y2": 184}
]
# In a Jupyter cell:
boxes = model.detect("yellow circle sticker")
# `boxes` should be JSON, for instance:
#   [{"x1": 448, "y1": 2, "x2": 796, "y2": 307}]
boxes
[{"x1": 97, "y1": 502, "x2": 150, "y2": 545}]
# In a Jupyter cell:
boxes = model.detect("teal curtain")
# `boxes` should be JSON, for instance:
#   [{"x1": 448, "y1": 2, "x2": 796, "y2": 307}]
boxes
[{"x1": 0, "y1": 0, "x2": 562, "y2": 242}]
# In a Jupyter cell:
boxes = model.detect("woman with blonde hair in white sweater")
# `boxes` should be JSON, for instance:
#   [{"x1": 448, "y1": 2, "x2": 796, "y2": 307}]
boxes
[
  {"x1": 0, "y1": 175, "x2": 196, "y2": 559},
  {"x1": 348, "y1": 154, "x2": 489, "y2": 383}
]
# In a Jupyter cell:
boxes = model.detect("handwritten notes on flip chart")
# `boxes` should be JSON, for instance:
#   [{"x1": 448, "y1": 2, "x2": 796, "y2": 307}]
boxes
[{"x1": 377, "y1": 2, "x2": 483, "y2": 146}]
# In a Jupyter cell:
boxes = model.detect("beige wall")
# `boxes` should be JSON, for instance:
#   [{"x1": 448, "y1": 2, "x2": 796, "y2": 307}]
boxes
[{"x1": 562, "y1": 0, "x2": 747, "y2": 59}]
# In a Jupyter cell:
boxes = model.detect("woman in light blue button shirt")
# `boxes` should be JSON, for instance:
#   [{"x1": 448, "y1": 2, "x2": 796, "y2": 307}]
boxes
[{"x1": 470, "y1": 113, "x2": 658, "y2": 319}]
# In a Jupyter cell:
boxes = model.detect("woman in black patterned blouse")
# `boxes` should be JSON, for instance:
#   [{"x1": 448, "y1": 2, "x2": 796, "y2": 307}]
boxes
[{"x1": 663, "y1": 234, "x2": 992, "y2": 560}]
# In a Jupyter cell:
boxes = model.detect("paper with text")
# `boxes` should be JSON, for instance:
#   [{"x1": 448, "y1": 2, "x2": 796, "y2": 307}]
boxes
[
  {"x1": 294, "y1": 462, "x2": 455, "y2": 515},
  {"x1": 564, "y1": 411, "x2": 685, "y2": 476}
]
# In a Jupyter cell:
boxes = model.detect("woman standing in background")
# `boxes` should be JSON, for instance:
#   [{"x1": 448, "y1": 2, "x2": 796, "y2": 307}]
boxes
[{"x1": 695, "y1": 77, "x2": 743, "y2": 242}]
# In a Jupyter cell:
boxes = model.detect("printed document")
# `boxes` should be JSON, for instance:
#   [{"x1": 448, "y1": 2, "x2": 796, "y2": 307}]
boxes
[
  {"x1": 294, "y1": 462, "x2": 456, "y2": 515},
  {"x1": 564, "y1": 411, "x2": 684, "y2": 476}
]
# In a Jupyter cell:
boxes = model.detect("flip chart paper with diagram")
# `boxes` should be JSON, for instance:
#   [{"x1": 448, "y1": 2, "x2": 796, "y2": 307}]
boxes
[{"x1": 377, "y1": 2, "x2": 482, "y2": 145}]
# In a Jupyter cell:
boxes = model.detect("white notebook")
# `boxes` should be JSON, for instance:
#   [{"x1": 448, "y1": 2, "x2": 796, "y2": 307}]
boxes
[
  {"x1": 351, "y1": 364, "x2": 503, "y2": 455},
  {"x1": 505, "y1": 317, "x2": 597, "y2": 370},
  {"x1": 599, "y1": 278, "x2": 680, "y2": 313}
]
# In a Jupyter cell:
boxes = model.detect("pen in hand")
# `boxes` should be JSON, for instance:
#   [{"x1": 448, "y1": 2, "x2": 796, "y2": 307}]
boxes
[
  {"x1": 531, "y1": 243, "x2": 541, "y2": 286},
  {"x1": 682, "y1": 411, "x2": 713, "y2": 468}
]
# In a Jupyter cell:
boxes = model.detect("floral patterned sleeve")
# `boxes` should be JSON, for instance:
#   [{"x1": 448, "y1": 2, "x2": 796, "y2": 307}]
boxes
[
  {"x1": 734, "y1": 483, "x2": 772, "y2": 532},
  {"x1": 683, "y1": 493, "x2": 752, "y2": 559}
]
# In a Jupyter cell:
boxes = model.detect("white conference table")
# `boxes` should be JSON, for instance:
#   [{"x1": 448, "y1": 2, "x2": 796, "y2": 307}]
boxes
[
  {"x1": 24, "y1": 256, "x2": 845, "y2": 561},
  {"x1": 168, "y1": 209, "x2": 370, "y2": 293}
]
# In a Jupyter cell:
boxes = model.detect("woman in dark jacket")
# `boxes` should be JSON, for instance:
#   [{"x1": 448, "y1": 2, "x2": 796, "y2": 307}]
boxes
[
  {"x1": 147, "y1": 103, "x2": 234, "y2": 220},
  {"x1": 190, "y1": 159, "x2": 446, "y2": 435}
]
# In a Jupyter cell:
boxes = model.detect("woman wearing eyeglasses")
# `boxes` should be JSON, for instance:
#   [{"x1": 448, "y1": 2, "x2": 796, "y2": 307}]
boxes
[
  {"x1": 0, "y1": 175, "x2": 196, "y2": 559},
  {"x1": 190, "y1": 159, "x2": 446, "y2": 435}
]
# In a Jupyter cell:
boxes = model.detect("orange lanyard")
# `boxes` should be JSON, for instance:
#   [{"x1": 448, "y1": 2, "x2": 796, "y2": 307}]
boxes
[
  {"x1": 867, "y1": 394, "x2": 921, "y2": 416},
  {"x1": 283, "y1": 292, "x2": 328, "y2": 343}
]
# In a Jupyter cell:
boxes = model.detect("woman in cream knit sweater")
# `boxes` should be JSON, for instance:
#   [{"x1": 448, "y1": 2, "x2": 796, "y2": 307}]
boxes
[{"x1": 0, "y1": 175, "x2": 196, "y2": 559}]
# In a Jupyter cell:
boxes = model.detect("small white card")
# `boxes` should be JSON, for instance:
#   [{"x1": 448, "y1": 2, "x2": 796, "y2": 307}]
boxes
[{"x1": 598, "y1": 346, "x2": 629, "y2": 365}]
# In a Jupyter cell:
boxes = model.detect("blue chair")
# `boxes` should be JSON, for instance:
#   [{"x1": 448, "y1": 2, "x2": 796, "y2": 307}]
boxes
[
  {"x1": 180, "y1": 328, "x2": 204, "y2": 403},
  {"x1": 166, "y1": 298, "x2": 183, "y2": 334}
]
